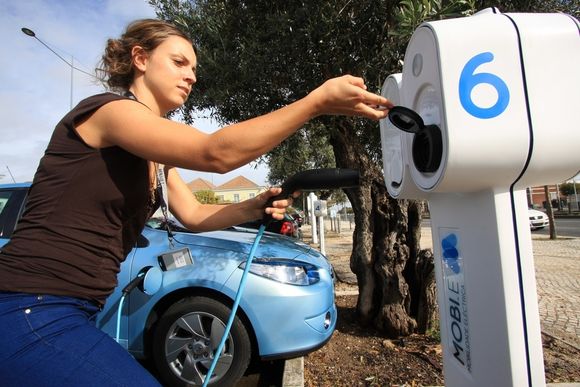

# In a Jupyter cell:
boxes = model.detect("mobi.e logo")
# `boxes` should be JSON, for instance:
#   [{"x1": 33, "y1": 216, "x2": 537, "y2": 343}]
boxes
[
  {"x1": 441, "y1": 232, "x2": 470, "y2": 370},
  {"x1": 442, "y1": 233, "x2": 460, "y2": 274}
]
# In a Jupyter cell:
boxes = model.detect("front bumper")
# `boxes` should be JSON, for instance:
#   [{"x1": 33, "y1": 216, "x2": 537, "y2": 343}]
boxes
[{"x1": 222, "y1": 265, "x2": 337, "y2": 358}]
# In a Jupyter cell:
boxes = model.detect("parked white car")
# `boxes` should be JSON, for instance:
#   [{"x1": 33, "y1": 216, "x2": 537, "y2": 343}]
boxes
[{"x1": 528, "y1": 208, "x2": 549, "y2": 230}]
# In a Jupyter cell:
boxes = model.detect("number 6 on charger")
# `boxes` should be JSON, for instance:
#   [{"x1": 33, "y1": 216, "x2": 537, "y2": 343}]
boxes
[{"x1": 459, "y1": 52, "x2": 510, "y2": 119}]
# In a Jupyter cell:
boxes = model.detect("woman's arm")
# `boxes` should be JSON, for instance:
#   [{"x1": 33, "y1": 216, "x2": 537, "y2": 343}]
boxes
[
  {"x1": 77, "y1": 75, "x2": 392, "y2": 173},
  {"x1": 165, "y1": 167, "x2": 293, "y2": 232}
]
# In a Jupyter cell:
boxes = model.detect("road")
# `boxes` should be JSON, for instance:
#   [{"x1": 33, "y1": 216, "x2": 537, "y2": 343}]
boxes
[
  {"x1": 422, "y1": 217, "x2": 580, "y2": 238},
  {"x1": 533, "y1": 217, "x2": 580, "y2": 238}
]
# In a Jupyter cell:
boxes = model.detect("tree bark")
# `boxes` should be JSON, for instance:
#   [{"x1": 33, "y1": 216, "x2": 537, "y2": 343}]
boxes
[
  {"x1": 544, "y1": 185, "x2": 557, "y2": 240},
  {"x1": 330, "y1": 121, "x2": 435, "y2": 337}
]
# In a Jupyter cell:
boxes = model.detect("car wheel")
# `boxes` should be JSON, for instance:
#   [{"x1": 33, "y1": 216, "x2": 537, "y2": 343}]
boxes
[{"x1": 152, "y1": 296, "x2": 251, "y2": 387}]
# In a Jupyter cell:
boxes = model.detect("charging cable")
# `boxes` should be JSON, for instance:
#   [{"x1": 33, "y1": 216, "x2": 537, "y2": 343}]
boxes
[
  {"x1": 115, "y1": 271, "x2": 146, "y2": 343},
  {"x1": 202, "y1": 223, "x2": 266, "y2": 387},
  {"x1": 201, "y1": 168, "x2": 360, "y2": 386},
  {"x1": 115, "y1": 266, "x2": 162, "y2": 344}
]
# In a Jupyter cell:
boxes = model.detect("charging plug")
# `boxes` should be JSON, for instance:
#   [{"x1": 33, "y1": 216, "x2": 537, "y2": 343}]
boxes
[{"x1": 263, "y1": 168, "x2": 360, "y2": 223}]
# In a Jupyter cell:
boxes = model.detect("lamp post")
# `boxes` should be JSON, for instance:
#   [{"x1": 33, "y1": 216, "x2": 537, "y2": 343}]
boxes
[{"x1": 21, "y1": 27, "x2": 94, "y2": 109}]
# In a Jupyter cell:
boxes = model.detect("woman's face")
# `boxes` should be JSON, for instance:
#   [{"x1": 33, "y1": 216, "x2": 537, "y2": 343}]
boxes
[{"x1": 140, "y1": 35, "x2": 197, "y2": 114}]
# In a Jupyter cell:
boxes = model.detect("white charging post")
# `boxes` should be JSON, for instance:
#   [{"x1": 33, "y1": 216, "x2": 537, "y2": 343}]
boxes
[
  {"x1": 380, "y1": 8, "x2": 579, "y2": 387},
  {"x1": 308, "y1": 192, "x2": 318, "y2": 244},
  {"x1": 314, "y1": 200, "x2": 327, "y2": 256}
]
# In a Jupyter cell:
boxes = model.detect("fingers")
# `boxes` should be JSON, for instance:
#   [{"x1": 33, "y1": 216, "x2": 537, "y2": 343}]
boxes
[
  {"x1": 265, "y1": 207, "x2": 287, "y2": 220},
  {"x1": 359, "y1": 102, "x2": 392, "y2": 120},
  {"x1": 263, "y1": 188, "x2": 300, "y2": 220},
  {"x1": 337, "y1": 76, "x2": 395, "y2": 120},
  {"x1": 268, "y1": 195, "x2": 294, "y2": 209},
  {"x1": 264, "y1": 200, "x2": 290, "y2": 220},
  {"x1": 344, "y1": 75, "x2": 367, "y2": 89}
]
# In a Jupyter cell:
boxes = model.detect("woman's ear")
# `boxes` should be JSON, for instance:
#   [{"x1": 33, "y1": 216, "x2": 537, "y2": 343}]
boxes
[{"x1": 132, "y1": 46, "x2": 148, "y2": 73}]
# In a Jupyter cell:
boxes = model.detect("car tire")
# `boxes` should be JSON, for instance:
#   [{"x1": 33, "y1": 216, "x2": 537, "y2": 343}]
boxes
[{"x1": 151, "y1": 296, "x2": 252, "y2": 387}]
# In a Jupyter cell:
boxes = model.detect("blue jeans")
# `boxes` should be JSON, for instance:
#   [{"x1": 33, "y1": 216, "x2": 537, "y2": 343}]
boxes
[{"x1": 0, "y1": 292, "x2": 161, "y2": 387}]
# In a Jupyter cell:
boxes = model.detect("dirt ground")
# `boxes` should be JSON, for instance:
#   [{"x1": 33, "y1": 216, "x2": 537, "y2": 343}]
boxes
[
  {"x1": 304, "y1": 288, "x2": 580, "y2": 386},
  {"x1": 301, "y1": 226, "x2": 580, "y2": 386}
]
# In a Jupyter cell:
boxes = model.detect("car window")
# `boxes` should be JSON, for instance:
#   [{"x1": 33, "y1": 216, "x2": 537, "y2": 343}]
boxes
[
  {"x1": 0, "y1": 195, "x2": 9, "y2": 213},
  {"x1": 0, "y1": 188, "x2": 27, "y2": 239}
]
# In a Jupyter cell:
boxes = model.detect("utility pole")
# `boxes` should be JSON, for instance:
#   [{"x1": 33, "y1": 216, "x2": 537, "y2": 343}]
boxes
[{"x1": 6, "y1": 166, "x2": 16, "y2": 183}]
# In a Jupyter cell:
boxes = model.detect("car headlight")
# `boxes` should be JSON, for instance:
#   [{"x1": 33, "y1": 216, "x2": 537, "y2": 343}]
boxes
[{"x1": 239, "y1": 259, "x2": 320, "y2": 286}]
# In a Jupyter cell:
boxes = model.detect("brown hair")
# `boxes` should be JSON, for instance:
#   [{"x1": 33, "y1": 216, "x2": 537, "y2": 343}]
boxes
[{"x1": 97, "y1": 19, "x2": 193, "y2": 92}]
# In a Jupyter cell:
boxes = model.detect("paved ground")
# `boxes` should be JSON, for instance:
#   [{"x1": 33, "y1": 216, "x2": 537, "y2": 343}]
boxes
[{"x1": 533, "y1": 236, "x2": 580, "y2": 348}]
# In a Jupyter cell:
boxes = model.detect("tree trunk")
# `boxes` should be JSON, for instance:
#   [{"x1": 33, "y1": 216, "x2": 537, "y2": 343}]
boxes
[
  {"x1": 544, "y1": 185, "x2": 557, "y2": 240},
  {"x1": 330, "y1": 121, "x2": 436, "y2": 337},
  {"x1": 404, "y1": 201, "x2": 437, "y2": 333}
]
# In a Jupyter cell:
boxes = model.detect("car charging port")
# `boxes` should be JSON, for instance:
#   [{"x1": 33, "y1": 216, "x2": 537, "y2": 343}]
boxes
[{"x1": 412, "y1": 124, "x2": 442, "y2": 173}]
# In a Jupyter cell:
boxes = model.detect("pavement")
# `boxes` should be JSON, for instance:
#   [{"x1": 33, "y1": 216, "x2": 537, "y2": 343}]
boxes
[
  {"x1": 279, "y1": 224, "x2": 580, "y2": 386},
  {"x1": 533, "y1": 236, "x2": 580, "y2": 348}
]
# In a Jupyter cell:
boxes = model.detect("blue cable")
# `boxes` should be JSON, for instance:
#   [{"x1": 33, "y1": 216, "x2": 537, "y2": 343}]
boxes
[
  {"x1": 202, "y1": 223, "x2": 266, "y2": 387},
  {"x1": 116, "y1": 294, "x2": 126, "y2": 344}
]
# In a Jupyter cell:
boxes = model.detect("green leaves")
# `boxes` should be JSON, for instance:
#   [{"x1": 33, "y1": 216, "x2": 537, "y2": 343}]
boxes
[{"x1": 391, "y1": 0, "x2": 476, "y2": 39}]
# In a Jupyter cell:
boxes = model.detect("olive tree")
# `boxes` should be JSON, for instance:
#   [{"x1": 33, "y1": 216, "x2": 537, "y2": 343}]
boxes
[{"x1": 149, "y1": 0, "x2": 496, "y2": 336}]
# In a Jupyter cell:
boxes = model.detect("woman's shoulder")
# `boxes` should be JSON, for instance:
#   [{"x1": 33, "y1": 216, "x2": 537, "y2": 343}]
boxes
[
  {"x1": 66, "y1": 92, "x2": 130, "y2": 119},
  {"x1": 78, "y1": 92, "x2": 127, "y2": 106}
]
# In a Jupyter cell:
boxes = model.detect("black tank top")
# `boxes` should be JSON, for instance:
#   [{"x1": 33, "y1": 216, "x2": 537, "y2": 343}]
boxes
[{"x1": 0, "y1": 93, "x2": 158, "y2": 305}]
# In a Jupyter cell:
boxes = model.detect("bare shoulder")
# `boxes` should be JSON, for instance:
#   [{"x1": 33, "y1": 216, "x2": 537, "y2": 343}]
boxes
[{"x1": 76, "y1": 99, "x2": 161, "y2": 148}]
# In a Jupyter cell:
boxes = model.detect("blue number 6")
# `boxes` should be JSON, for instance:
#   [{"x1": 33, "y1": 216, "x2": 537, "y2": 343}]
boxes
[{"x1": 459, "y1": 52, "x2": 510, "y2": 119}]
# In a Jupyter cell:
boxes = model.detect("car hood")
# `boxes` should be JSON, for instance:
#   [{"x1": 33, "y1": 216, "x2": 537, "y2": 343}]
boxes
[
  {"x1": 528, "y1": 209, "x2": 546, "y2": 217},
  {"x1": 143, "y1": 226, "x2": 329, "y2": 266}
]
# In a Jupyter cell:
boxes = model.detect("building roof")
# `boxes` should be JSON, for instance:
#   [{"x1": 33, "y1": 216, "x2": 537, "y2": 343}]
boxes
[
  {"x1": 217, "y1": 175, "x2": 260, "y2": 190},
  {"x1": 187, "y1": 178, "x2": 216, "y2": 191}
]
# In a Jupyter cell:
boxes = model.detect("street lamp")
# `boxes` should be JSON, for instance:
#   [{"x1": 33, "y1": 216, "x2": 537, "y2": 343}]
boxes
[{"x1": 21, "y1": 27, "x2": 95, "y2": 109}]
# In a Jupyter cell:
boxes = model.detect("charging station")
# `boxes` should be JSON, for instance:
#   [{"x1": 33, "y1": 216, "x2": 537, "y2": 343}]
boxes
[{"x1": 380, "y1": 8, "x2": 579, "y2": 387}]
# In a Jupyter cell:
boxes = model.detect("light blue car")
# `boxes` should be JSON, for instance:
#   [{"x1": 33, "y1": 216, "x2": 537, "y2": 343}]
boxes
[{"x1": 0, "y1": 183, "x2": 336, "y2": 386}]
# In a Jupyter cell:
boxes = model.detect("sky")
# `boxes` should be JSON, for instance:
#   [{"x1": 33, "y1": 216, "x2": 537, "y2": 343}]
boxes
[{"x1": 0, "y1": 0, "x2": 269, "y2": 187}]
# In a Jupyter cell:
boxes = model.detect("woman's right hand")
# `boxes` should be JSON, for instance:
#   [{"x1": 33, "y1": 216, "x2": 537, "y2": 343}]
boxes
[{"x1": 307, "y1": 75, "x2": 394, "y2": 120}]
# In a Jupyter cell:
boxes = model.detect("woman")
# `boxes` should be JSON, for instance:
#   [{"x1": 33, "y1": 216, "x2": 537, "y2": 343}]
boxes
[{"x1": 0, "y1": 19, "x2": 392, "y2": 386}]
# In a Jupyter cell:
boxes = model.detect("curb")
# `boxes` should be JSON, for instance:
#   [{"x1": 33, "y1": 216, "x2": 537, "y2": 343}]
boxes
[{"x1": 282, "y1": 357, "x2": 304, "y2": 387}]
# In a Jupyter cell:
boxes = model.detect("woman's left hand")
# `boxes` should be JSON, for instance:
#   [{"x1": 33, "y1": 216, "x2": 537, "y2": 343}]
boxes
[{"x1": 256, "y1": 187, "x2": 299, "y2": 220}]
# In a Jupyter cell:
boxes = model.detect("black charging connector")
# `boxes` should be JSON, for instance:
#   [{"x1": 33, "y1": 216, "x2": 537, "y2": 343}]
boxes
[
  {"x1": 268, "y1": 168, "x2": 359, "y2": 203},
  {"x1": 264, "y1": 168, "x2": 360, "y2": 222}
]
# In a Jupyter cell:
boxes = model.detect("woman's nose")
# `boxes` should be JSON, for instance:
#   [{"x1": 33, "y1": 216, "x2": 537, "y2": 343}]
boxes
[{"x1": 185, "y1": 69, "x2": 196, "y2": 85}]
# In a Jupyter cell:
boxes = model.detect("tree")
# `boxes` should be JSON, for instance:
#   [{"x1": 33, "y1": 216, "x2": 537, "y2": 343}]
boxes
[
  {"x1": 151, "y1": 0, "x2": 580, "y2": 336},
  {"x1": 543, "y1": 185, "x2": 557, "y2": 239},
  {"x1": 560, "y1": 182, "x2": 580, "y2": 197},
  {"x1": 477, "y1": 0, "x2": 578, "y2": 16},
  {"x1": 150, "y1": 0, "x2": 476, "y2": 337},
  {"x1": 194, "y1": 189, "x2": 219, "y2": 204}
]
